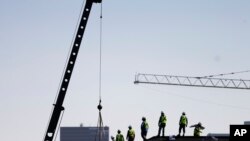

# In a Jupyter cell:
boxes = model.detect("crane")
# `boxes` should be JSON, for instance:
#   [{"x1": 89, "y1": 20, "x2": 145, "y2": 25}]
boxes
[
  {"x1": 134, "y1": 73, "x2": 250, "y2": 90},
  {"x1": 43, "y1": 0, "x2": 102, "y2": 141}
]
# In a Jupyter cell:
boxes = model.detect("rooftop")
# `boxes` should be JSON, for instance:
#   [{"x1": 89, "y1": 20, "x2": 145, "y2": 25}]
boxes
[{"x1": 148, "y1": 136, "x2": 229, "y2": 141}]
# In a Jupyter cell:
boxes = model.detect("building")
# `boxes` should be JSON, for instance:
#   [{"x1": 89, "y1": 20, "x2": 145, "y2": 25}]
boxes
[
  {"x1": 244, "y1": 121, "x2": 250, "y2": 125},
  {"x1": 60, "y1": 126, "x2": 109, "y2": 141}
]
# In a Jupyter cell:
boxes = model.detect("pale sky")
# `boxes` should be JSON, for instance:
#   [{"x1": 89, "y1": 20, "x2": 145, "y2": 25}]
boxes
[{"x1": 1, "y1": 0, "x2": 250, "y2": 141}]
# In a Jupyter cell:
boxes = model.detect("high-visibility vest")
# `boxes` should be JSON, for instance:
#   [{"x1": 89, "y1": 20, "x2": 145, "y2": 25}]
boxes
[
  {"x1": 141, "y1": 121, "x2": 149, "y2": 131},
  {"x1": 180, "y1": 115, "x2": 187, "y2": 125},
  {"x1": 128, "y1": 129, "x2": 135, "y2": 138},
  {"x1": 159, "y1": 115, "x2": 167, "y2": 124},
  {"x1": 116, "y1": 134, "x2": 124, "y2": 141},
  {"x1": 194, "y1": 127, "x2": 202, "y2": 136}
]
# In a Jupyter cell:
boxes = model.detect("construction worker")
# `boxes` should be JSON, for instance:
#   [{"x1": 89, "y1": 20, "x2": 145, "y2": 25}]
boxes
[
  {"x1": 141, "y1": 117, "x2": 149, "y2": 141},
  {"x1": 111, "y1": 136, "x2": 115, "y2": 141},
  {"x1": 116, "y1": 130, "x2": 125, "y2": 141},
  {"x1": 190, "y1": 122, "x2": 205, "y2": 137},
  {"x1": 126, "y1": 125, "x2": 135, "y2": 141},
  {"x1": 178, "y1": 112, "x2": 188, "y2": 137},
  {"x1": 158, "y1": 111, "x2": 167, "y2": 137}
]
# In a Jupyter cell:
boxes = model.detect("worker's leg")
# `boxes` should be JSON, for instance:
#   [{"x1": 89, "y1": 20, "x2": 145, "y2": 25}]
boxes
[
  {"x1": 143, "y1": 134, "x2": 147, "y2": 141},
  {"x1": 178, "y1": 125, "x2": 182, "y2": 136},
  {"x1": 158, "y1": 126, "x2": 162, "y2": 136},
  {"x1": 162, "y1": 123, "x2": 166, "y2": 136},
  {"x1": 162, "y1": 126, "x2": 165, "y2": 136},
  {"x1": 183, "y1": 126, "x2": 186, "y2": 136},
  {"x1": 141, "y1": 132, "x2": 147, "y2": 141}
]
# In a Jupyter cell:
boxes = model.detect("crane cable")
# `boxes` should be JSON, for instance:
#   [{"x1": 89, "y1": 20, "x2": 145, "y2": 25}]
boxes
[
  {"x1": 95, "y1": 2, "x2": 104, "y2": 141},
  {"x1": 99, "y1": 2, "x2": 103, "y2": 102}
]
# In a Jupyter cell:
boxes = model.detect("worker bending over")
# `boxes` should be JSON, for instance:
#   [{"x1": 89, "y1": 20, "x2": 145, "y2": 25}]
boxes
[{"x1": 190, "y1": 122, "x2": 205, "y2": 137}]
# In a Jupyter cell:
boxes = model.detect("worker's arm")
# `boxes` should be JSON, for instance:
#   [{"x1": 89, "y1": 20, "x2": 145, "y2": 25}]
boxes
[
  {"x1": 122, "y1": 135, "x2": 125, "y2": 141},
  {"x1": 115, "y1": 135, "x2": 118, "y2": 141},
  {"x1": 190, "y1": 124, "x2": 196, "y2": 128},
  {"x1": 158, "y1": 117, "x2": 161, "y2": 126}
]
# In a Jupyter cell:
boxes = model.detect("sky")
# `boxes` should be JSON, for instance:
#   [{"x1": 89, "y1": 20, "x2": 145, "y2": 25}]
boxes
[{"x1": 1, "y1": 0, "x2": 250, "y2": 141}]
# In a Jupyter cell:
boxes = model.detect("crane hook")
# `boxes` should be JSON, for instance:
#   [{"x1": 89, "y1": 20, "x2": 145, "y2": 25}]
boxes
[{"x1": 97, "y1": 100, "x2": 102, "y2": 111}]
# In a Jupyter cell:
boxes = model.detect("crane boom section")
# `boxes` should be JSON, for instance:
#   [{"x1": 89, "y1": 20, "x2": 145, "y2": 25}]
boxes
[
  {"x1": 134, "y1": 73, "x2": 250, "y2": 90},
  {"x1": 43, "y1": 1, "x2": 102, "y2": 141}
]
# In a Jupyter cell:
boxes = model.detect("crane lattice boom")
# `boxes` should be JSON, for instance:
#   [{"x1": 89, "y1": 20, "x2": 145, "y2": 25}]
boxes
[{"x1": 134, "y1": 73, "x2": 250, "y2": 90}]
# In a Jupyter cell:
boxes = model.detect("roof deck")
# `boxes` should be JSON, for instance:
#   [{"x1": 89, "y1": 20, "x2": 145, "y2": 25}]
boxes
[{"x1": 148, "y1": 136, "x2": 229, "y2": 141}]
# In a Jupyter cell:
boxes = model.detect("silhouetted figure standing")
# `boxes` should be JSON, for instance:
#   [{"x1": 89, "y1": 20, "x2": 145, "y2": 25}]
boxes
[
  {"x1": 116, "y1": 130, "x2": 125, "y2": 141},
  {"x1": 126, "y1": 125, "x2": 135, "y2": 141},
  {"x1": 178, "y1": 112, "x2": 188, "y2": 137},
  {"x1": 190, "y1": 122, "x2": 205, "y2": 137},
  {"x1": 158, "y1": 111, "x2": 167, "y2": 137},
  {"x1": 141, "y1": 117, "x2": 149, "y2": 141}
]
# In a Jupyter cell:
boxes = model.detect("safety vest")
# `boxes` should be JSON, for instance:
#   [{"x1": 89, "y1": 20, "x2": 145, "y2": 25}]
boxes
[
  {"x1": 194, "y1": 127, "x2": 202, "y2": 137},
  {"x1": 141, "y1": 121, "x2": 149, "y2": 131},
  {"x1": 159, "y1": 115, "x2": 167, "y2": 124},
  {"x1": 180, "y1": 115, "x2": 187, "y2": 125},
  {"x1": 116, "y1": 134, "x2": 124, "y2": 141},
  {"x1": 128, "y1": 129, "x2": 135, "y2": 138}
]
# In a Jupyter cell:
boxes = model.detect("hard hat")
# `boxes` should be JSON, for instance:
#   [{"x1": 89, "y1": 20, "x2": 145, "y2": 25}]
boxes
[
  {"x1": 111, "y1": 136, "x2": 114, "y2": 139},
  {"x1": 182, "y1": 112, "x2": 186, "y2": 115},
  {"x1": 198, "y1": 122, "x2": 202, "y2": 126},
  {"x1": 118, "y1": 130, "x2": 121, "y2": 133},
  {"x1": 128, "y1": 125, "x2": 132, "y2": 129},
  {"x1": 142, "y1": 117, "x2": 146, "y2": 121}
]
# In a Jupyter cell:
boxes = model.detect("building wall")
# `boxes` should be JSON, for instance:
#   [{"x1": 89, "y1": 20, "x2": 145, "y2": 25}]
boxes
[
  {"x1": 60, "y1": 127, "x2": 109, "y2": 141},
  {"x1": 244, "y1": 121, "x2": 250, "y2": 125}
]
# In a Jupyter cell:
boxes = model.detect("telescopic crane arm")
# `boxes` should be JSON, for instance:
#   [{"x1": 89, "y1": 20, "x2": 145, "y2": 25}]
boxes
[
  {"x1": 134, "y1": 73, "x2": 250, "y2": 90},
  {"x1": 43, "y1": 1, "x2": 102, "y2": 141}
]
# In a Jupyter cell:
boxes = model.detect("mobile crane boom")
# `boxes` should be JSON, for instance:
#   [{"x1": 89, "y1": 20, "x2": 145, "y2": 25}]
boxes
[{"x1": 43, "y1": 0, "x2": 102, "y2": 141}]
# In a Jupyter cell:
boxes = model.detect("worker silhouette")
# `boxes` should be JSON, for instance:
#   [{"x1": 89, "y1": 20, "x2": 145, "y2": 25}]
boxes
[
  {"x1": 190, "y1": 122, "x2": 205, "y2": 137},
  {"x1": 126, "y1": 125, "x2": 135, "y2": 141},
  {"x1": 116, "y1": 130, "x2": 125, "y2": 141},
  {"x1": 111, "y1": 136, "x2": 115, "y2": 141},
  {"x1": 177, "y1": 112, "x2": 188, "y2": 137},
  {"x1": 158, "y1": 111, "x2": 167, "y2": 137},
  {"x1": 141, "y1": 117, "x2": 149, "y2": 141}
]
